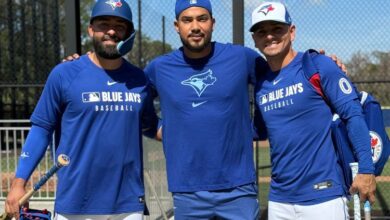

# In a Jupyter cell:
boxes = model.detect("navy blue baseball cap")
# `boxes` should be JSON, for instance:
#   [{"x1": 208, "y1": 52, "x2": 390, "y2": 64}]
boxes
[
  {"x1": 175, "y1": 0, "x2": 212, "y2": 18},
  {"x1": 91, "y1": 0, "x2": 133, "y2": 24}
]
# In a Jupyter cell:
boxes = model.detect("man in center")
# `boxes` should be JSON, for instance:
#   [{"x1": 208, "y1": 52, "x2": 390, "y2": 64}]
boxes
[{"x1": 144, "y1": 0, "x2": 265, "y2": 219}]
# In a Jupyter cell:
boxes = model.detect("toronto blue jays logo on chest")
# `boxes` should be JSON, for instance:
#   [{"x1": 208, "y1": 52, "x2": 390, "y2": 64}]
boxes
[
  {"x1": 181, "y1": 69, "x2": 217, "y2": 97},
  {"x1": 181, "y1": 69, "x2": 217, "y2": 108}
]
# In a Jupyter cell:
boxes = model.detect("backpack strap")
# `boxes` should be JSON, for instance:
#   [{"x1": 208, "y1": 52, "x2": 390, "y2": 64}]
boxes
[
  {"x1": 302, "y1": 49, "x2": 320, "y2": 79},
  {"x1": 360, "y1": 91, "x2": 369, "y2": 105},
  {"x1": 302, "y1": 49, "x2": 328, "y2": 102}
]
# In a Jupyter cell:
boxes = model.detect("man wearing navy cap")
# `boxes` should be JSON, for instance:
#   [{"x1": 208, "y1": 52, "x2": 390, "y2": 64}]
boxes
[
  {"x1": 5, "y1": 0, "x2": 158, "y2": 219},
  {"x1": 144, "y1": 0, "x2": 263, "y2": 219}
]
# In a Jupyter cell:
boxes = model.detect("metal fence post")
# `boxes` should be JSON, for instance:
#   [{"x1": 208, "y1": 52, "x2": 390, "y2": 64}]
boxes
[
  {"x1": 232, "y1": 0, "x2": 244, "y2": 45},
  {"x1": 65, "y1": 0, "x2": 81, "y2": 55}
]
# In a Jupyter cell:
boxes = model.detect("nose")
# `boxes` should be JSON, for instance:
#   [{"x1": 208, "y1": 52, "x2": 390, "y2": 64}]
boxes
[
  {"x1": 106, "y1": 28, "x2": 117, "y2": 36},
  {"x1": 265, "y1": 32, "x2": 275, "y2": 40},
  {"x1": 190, "y1": 21, "x2": 201, "y2": 33}
]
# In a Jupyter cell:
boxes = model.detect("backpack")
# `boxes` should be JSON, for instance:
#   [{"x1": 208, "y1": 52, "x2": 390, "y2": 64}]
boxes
[
  {"x1": 20, "y1": 207, "x2": 51, "y2": 220},
  {"x1": 302, "y1": 49, "x2": 390, "y2": 191}
]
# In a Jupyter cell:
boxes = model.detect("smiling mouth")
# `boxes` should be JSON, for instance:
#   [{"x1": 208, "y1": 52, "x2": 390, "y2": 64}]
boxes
[
  {"x1": 190, "y1": 34, "x2": 203, "y2": 38},
  {"x1": 103, "y1": 35, "x2": 119, "y2": 42},
  {"x1": 103, "y1": 39, "x2": 119, "y2": 44},
  {"x1": 265, "y1": 41, "x2": 279, "y2": 48}
]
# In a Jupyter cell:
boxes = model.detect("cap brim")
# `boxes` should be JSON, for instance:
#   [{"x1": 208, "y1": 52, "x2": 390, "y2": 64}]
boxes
[{"x1": 249, "y1": 20, "x2": 291, "y2": 32}]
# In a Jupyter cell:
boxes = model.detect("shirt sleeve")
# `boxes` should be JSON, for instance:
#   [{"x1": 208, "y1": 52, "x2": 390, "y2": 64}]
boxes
[
  {"x1": 144, "y1": 62, "x2": 157, "y2": 89},
  {"x1": 30, "y1": 67, "x2": 64, "y2": 131},
  {"x1": 313, "y1": 55, "x2": 358, "y2": 109},
  {"x1": 141, "y1": 86, "x2": 159, "y2": 139},
  {"x1": 253, "y1": 96, "x2": 268, "y2": 141},
  {"x1": 314, "y1": 55, "x2": 374, "y2": 174},
  {"x1": 244, "y1": 47, "x2": 265, "y2": 85},
  {"x1": 334, "y1": 100, "x2": 374, "y2": 174}
]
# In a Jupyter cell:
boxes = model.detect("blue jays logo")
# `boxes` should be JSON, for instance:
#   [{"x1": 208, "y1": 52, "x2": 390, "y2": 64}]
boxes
[
  {"x1": 258, "y1": 4, "x2": 275, "y2": 15},
  {"x1": 370, "y1": 131, "x2": 383, "y2": 163},
  {"x1": 190, "y1": 0, "x2": 197, "y2": 4},
  {"x1": 181, "y1": 69, "x2": 217, "y2": 97},
  {"x1": 105, "y1": 0, "x2": 123, "y2": 10}
]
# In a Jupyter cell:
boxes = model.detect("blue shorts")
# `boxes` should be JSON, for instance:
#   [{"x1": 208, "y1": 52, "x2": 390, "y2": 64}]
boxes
[{"x1": 173, "y1": 183, "x2": 259, "y2": 220}]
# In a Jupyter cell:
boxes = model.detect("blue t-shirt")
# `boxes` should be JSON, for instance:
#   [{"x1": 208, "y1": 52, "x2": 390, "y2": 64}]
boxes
[
  {"x1": 29, "y1": 55, "x2": 157, "y2": 214},
  {"x1": 145, "y1": 42, "x2": 264, "y2": 192},
  {"x1": 254, "y1": 52, "x2": 371, "y2": 203}
]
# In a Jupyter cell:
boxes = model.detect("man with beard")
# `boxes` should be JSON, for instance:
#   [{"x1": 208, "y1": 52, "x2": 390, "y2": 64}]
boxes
[
  {"x1": 4, "y1": 1, "x2": 158, "y2": 219},
  {"x1": 144, "y1": 0, "x2": 264, "y2": 219}
]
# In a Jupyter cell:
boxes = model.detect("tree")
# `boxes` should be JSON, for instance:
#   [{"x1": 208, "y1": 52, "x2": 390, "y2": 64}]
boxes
[
  {"x1": 347, "y1": 51, "x2": 390, "y2": 105},
  {"x1": 0, "y1": 0, "x2": 61, "y2": 118},
  {"x1": 0, "y1": 0, "x2": 173, "y2": 119}
]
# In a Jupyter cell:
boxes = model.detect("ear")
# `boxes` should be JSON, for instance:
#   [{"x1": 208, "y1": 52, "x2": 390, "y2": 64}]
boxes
[
  {"x1": 88, "y1": 24, "x2": 94, "y2": 38},
  {"x1": 251, "y1": 34, "x2": 256, "y2": 47},
  {"x1": 290, "y1": 25, "x2": 296, "y2": 42},
  {"x1": 251, "y1": 34, "x2": 260, "y2": 49},
  {"x1": 174, "y1": 20, "x2": 179, "y2": 33},
  {"x1": 211, "y1": 17, "x2": 216, "y2": 31}
]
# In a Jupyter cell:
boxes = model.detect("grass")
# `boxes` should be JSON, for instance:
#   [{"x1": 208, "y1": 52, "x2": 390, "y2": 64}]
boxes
[{"x1": 0, "y1": 151, "x2": 55, "y2": 173}]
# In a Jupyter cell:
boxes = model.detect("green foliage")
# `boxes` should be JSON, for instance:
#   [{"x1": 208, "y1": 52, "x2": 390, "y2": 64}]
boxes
[
  {"x1": 0, "y1": 0, "x2": 63, "y2": 118},
  {"x1": 0, "y1": 0, "x2": 62, "y2": 85},
  {"x1": 80, "y1": 0, "x2": 96, "y2": 53},
  {"x1": 0, "y1": 0, "x2": 174, "y2": 118},
  {"x1": 127, "y1": 33, "x2": 174, "y2": 69},
  {"x1": 347, "y1": 51, "x2": 390, "y2": 105}
]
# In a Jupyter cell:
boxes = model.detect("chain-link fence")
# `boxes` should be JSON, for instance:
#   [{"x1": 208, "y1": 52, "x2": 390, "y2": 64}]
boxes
[
  {"x1": 1, "y1": 0, "x2": 389, "y2": 219},
  {"x1": 0, "y1": 0, "x2": 62, "y2": 119}
]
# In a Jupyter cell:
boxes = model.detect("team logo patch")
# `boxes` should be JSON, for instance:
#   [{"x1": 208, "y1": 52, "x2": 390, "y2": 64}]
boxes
[
  {"x1": 181, "y1": 69, "x2": 217, "y2": 97},
  {"x1": 258, "y1": 4, "x2": 275, "y2": 15},
  {"x1": 82, "y1": 92, "x2": 101, "y2": 103},
  {"x1": 20, "y1": 151, "x2": 30, "y2": 159},
  {"x1": 105, "y1": 0, "x2": 123, "y2": 10},
  {"x1": 370, "y1": 131, "x2": 383, "y2": 163},
  {"x1": 258, "y1": 94, "x2": 269, "y2": 105},
  {"x1": 338, "y1": 78, "x2": 352, "y2": 94},
  {"x1": 190, "y1": 0, "x2": 197, "y2": 4}
]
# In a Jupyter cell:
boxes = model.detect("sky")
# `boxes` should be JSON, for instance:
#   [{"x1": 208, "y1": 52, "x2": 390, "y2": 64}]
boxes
[{"x1": 125, "y1": 0, "x2": 390, "y2": 61}]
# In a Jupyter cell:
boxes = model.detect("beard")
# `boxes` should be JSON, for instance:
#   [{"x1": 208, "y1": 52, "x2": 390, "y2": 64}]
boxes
[
  {"x1": 93, "y1": 34, "x2": 122, "y2": 59},
  {"x1": 180, "y1": 33, "x2": 212, "y2": 53}
]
